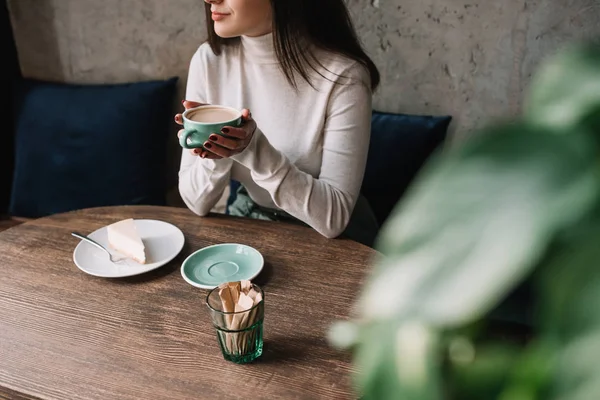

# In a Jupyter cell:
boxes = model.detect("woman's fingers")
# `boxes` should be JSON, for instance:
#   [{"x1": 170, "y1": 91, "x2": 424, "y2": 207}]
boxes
[
  {"x1": 221, "y1": 118, "x2": 256, "y2": 140},
  {"x1": 188, "y1": 147, "x2": 222, "y2": 160},
  {"x1": 200, "y1": 150, "x2": 222, "y2": 160},
  {"x1": 241, "y1": 108, "x2": 252, "y2": 121},
  {"x1": 202, "y1": 141, "x2": 232, "y2": 158},
  {"x1": 207, "y1": 133, "x2": 243, "y2": 150},
  {"x1": 219, "y1": 126, "x2": 246, "y2": 140},
  {"x1": 175, "y1": 114, "x2": 183, "y2": 125}
]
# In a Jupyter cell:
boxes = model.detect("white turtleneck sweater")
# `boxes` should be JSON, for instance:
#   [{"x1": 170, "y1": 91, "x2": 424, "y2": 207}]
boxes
[{"x1": 178, "y1": 33, "x2": 372, "y2": 238}]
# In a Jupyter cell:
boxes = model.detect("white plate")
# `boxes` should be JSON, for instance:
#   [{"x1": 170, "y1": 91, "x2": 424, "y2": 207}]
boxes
[{"x1": 73, "y1": 219, "x2": 185, "y2": 278}]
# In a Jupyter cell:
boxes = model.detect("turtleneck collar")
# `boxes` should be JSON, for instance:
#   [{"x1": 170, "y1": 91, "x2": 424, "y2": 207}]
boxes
[{"x1": 240, "y1": 32, "x2": 278, "y2": 65}]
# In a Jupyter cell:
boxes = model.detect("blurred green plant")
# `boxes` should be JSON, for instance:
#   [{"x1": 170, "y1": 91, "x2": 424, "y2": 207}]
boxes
[{"x1": 329, "y1": 40, "x2": 600, "y2": 400}]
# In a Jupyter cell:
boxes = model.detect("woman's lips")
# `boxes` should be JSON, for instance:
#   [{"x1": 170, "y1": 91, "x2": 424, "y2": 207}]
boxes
[{"x1": 212, "y1": 12, "x2": 229, "y2": 21}]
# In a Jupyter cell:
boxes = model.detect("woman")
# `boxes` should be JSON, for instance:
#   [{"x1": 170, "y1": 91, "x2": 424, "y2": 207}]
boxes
[{"x1": 176, "y1": 0, "x2": 380, "y2": 246}]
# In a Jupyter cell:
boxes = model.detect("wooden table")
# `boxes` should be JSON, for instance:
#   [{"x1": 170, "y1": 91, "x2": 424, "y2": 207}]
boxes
[{"x1": 0, "y1": 206, "x2": 377, "y2": 400}]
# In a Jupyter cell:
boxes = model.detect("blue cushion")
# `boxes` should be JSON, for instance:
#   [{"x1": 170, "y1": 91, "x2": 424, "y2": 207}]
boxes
[
  {"x1": 361, "y1": 111, "x2": 452, "y2": 226},
  {"x1": 9, "y1": 77, "x2": 178, "y2": 218}
]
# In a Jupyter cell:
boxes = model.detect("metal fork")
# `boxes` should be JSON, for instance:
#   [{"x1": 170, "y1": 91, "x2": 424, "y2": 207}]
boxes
[{"x1": 71, "y1": 232, "x2": 128, "y2": 264}]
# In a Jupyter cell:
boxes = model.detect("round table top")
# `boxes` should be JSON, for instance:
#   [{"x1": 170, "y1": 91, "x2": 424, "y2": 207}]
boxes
[{"x1": 0, "y1": 205, "x2": 377, "y2": 400}]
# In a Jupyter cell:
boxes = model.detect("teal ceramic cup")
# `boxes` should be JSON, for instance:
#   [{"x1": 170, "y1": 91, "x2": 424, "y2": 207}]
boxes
[{"x1": 180, "y1": 105, "x2": 243, "y2": 149}]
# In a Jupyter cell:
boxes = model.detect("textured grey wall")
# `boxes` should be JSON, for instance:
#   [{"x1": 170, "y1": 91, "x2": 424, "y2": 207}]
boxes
[
  {"x1": 8, "y1": 0, "x2": 599, "y2": 141},
  {"x1": 352, "y1": 0, "x2": 599, "y2": 141}
]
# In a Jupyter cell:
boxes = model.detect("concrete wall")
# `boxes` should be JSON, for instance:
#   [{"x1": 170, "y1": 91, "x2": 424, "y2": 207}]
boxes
[
  {"x1": 351, "y1": 0, "x2": 600, "y2": 141},
  {"x1": 8, "y1": 0, "x2": 599, "y2": 142}
]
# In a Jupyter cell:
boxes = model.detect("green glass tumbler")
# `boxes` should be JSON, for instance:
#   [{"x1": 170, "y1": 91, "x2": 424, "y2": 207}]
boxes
[{"x1": 206, "y1": 284, "x2": 265, "y2": 364}]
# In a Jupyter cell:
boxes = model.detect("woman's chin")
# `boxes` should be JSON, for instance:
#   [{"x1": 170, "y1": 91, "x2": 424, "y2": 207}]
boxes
[{"x1": 214, "y1": 25, "x2": 239, "y2": 39}]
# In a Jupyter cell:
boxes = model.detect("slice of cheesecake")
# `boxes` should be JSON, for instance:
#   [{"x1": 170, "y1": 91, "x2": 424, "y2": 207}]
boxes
[{"x1": 106, "y1": 218, "x2": 146, "y2": 264}]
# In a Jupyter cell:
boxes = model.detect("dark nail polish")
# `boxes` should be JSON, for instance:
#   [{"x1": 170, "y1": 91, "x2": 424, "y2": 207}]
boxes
[
  {"x1": 204, "y1": 142, "x2": 212, "y2": 149},
  {"x1": 181, "y1": 100, "x2": 186, "y2": 105},
  {"x1": 194, "y1": 148, "x2": 200, "y2": 155},
  {"x1": 209, "y1": 134, "x2": 218, "y2": 141},
  {"x1": 221, "y1": 128, "x2": 229, "y2": 134}
]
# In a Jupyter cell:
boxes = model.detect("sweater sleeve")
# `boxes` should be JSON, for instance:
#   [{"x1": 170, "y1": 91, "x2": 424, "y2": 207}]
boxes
[
  {"x1": 178, "y1": 47, "x2": 234, "y2": 216},
  {"x1": 232, "y1": 63, "x2": 372, "y2": 238}
]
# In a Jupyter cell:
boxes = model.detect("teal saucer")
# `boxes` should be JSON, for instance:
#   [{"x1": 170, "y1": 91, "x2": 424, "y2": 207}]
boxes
[{"x1": 180, "y1": 243, "x2": 264, "y2": 289}]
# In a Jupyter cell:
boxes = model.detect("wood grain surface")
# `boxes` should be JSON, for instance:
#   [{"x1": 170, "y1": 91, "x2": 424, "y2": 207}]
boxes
[
  {"x1": 0, "y1": 206, "x2": 378, "y2": 400},
  {"x1": 0, "y1": 217, "x2": 27, "y2": 233}
]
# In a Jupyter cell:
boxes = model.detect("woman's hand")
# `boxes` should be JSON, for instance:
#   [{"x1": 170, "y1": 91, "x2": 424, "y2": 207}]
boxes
[{"x1": 175, "y1": 100, "x2": 257, "y2": 160}]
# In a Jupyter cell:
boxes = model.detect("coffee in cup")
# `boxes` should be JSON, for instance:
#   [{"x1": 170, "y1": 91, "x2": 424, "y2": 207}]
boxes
[
  {"x1": 180, "y1": 105, "x2": 243, "y2": 149},
  {"x1": 187, "y1": 107, "x2": 240, "y2": 123}
]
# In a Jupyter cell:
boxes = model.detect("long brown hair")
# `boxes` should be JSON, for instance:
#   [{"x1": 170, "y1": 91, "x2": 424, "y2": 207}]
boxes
[{"x1": 204, "y1": 0, "x2": 380, "y2": 91}]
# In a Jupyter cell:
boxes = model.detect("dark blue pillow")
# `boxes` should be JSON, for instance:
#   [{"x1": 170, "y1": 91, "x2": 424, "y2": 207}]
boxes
[
  {"x1": 361, "y1": 111, "x2": 452, "y2": 226},
  {"x1": 9, "y1": 77, "x2": 178, "y2": 218}
]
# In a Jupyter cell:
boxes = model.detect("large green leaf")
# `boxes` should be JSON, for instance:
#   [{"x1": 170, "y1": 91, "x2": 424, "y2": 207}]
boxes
[
  {"x1": 549, "y1": 332, "x2": 600, "y2": 400},
  {"x1": 524, "y1": 40, "x2": 600, "y2": 134},
  {"x1": 352, "y1": 320, "x2": 442, "y2": 400},
  {"x1": 358, "y1": 123, "x2": 599, "y2": 328},
  {"x1": 537, "y1": 225, "x2": 600, "y2": 400},
  {"x1": 447, "y1": 342, "x2": 521, "y2": 400},
  {"x1": 538, "y1": 225, "x2": 600, "y2": 340},
  {"x1": 496, "y1": 339, "x2": 556, "y2": 400}
]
